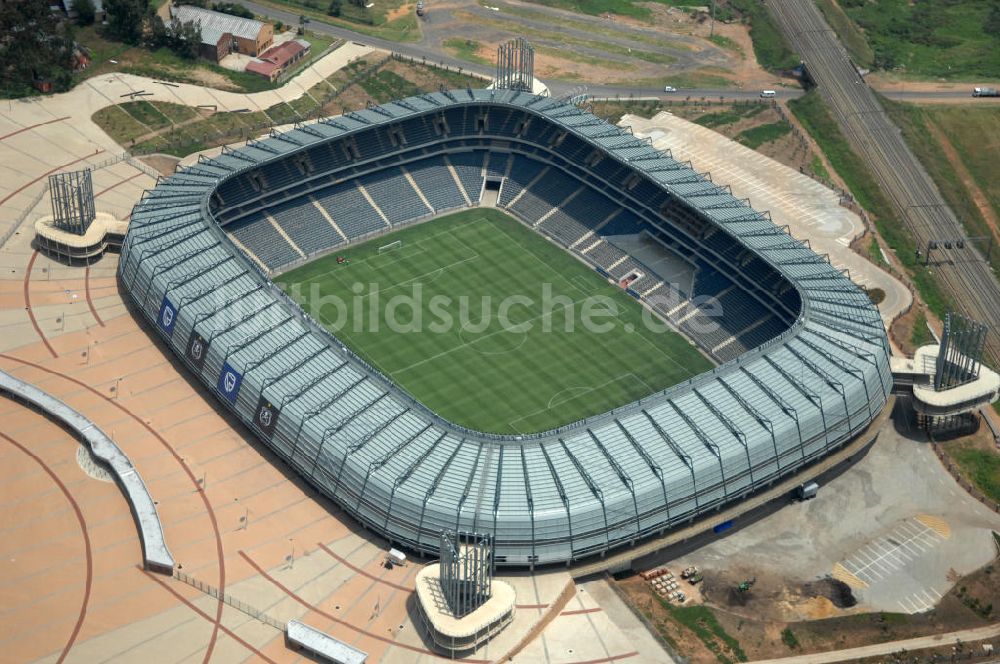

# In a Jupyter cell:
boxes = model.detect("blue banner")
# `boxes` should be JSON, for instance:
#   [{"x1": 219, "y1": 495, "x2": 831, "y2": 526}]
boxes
[
  {"x1": 217, "y1": 362, "x2": 243, "y2": 403},
  {"x1": 157, "y1": 297, "x2": 177, "y2": 336}
]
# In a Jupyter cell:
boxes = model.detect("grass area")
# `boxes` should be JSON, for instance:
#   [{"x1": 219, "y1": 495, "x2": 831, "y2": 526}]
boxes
[
  {"x1": 867, "y1": 236, "x2": 887, "y2": 267},
  {"x1": 949, "y1": 444, "x2": 1000, "y2": 504},
  {"x1": 520, "y1": 0, "x2": 692, "y2": 22},
  {"x1": 94, "y1": 57, "x2": 480, "y2": 157},
  {"x1": 708, "y1": 33, "x2": 743, "y2": 57},
  {"x1": 662, "y1": 601, "x2": 747, "y2": 664},
  {"x1": 693, "y1": 103, "x2": 766, "y2": 128},
  {"x1": 808, "y1": 153, "x2": 830, "y2": 181},
  {"x1": 780, "y1": 627, "x2": 799, "y2": 650},
  {"x1": 883, "y1": 101, "x2": 1000, "y2": 280},
  {"x1": 814, "y1": 0, "x2": 874, "y2": 70},
  {"x1": 279, "y1": 209, "x2": 712, "y2": 434},
  {"x1": 453, "y1": 11, "x2": 677, "y2": 68},
  {"x1": 251, "y1": 0, "x2": 420, "y2": 42},
  {"x1": 73, "y1": 26, "x2": 277, "y2": 93},
  {"x1": 831, "y1": 0, "x2": 1000, "y2": 79},
  {"x1": 442, "y1": 38, "x2": 491, "y2": 66},
  {"x1": 486, "y1": 1, "x2": 692, "y2": 52},
  {"x1": 788, "y1": 91, "x2": 950, "y2": 316},
  {"x1": 910, "y1": 311, "x2": 934, "y2": 348},
  {"x1": 725, "y1": 0, "x2": 798, "y2": 72},
  {"x1": 735, "y1": 121, "x2": 790, "y2": 149}
]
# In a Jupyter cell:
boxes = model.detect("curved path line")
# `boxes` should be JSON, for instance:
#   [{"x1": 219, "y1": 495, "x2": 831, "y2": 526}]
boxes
[
  {"x1": 143, "y1": 570, "x2": 277, "y2": 664},
  {"x1": 23, "y1": 251, "x2": 58, "y2": 358},
  {"x1": 316, "y1": 542, "x2": 554, "y2": 611},
  {"x1": 239, "y1": 550, "x2": 490, "y2": 663},
  {"x1": 0, "y1": 353, "x2": 225, "y2": 664},
  {"x1": 0, "y1": 430, "x2": 92, "y2": 664},
  {"x1": 316, "y1": 542, "x2": 414, "y2": 593},
  {"x1": 0, "y1": 149, "x2": 104, "y2": 207},
  {"x1": 84, "y1": 267, "x2": 105, "y2": 328},
  {"x1": 95, "y1": 171, "x2": 143, "y2": 199},
  {"x1": 0, "y1": 116, "x2": 70, "y2": 142}
]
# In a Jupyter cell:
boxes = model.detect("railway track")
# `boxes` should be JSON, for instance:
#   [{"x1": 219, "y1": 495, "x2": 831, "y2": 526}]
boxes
[{"x1": 769, "y1": 0, "x2": 1000, "y2": 366}]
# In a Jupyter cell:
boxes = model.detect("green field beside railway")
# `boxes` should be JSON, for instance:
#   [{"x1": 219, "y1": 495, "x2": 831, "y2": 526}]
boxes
[
  {"x1": 279, "y1": 209, "x2": 712, "y2": 434},
  {"x1": 826, "y1": 0, "x2": 1000, "y2": 79}
]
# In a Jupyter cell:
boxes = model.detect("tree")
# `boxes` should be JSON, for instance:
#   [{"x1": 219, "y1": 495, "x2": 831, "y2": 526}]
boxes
[
  {"x1": 0, "y1": 0, "x2": 74, "y2": 96},
  {"x1": 212, "y1": 3, "x2": 254, "y2": 19},
  {"x1": 75, "y1": 0, "x2": 97, "y2": 26},
  {"x1": 328, "y1": 0, "x2": 342, "y2": 16},
  {"x1": 169, "y1": 19, "x2": 202, "y2": 60},
  {"x1": 987, "y1": 1, "x2": 1000, "y2": 36},
  {"x1": 105, "y1": 0, "x2": 150, "y2": 44}
]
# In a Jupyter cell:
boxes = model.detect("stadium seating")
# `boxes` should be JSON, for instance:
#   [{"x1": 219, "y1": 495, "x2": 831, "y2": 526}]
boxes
[
  {"x1": 406, "y1": 156, "x2": 467, "y2": 212},
  {"x1": 314, "y1": 182, "x2": 387, "y2": 241},
  {"x1": 447, "y1": 151, "x2": 486, "y2": 202},
  {"x1": 358, "y1": 167, "x2": 431, "y2": 225},
  {"x1": 227, "y1": 212, "x2": 301, "y2": 268},
  {"x1": 268, "y1": 197, "x2": 343, "y2": 257}
]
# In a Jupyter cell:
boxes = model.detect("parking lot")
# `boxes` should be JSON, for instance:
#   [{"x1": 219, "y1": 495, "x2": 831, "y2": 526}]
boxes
[{"x1": 655, "y1": 415, "x2": 1000, "y2": 615}]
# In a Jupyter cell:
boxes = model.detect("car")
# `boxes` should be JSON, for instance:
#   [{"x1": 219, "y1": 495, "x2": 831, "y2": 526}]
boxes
[
  {"x1": 664, "y1": 86, "x2": 677, "y2": 93},
  {"x1": 760, "y1": 90, "x2": 776, "y2": 98}
]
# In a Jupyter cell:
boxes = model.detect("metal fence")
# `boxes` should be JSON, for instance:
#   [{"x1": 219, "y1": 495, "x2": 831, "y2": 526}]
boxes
[{"x1": 173, "y1": 569, "x2": 284, "y2": 631}]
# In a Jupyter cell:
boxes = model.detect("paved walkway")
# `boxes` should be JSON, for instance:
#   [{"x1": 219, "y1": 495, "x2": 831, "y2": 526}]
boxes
[
  {"x1": 749, "y1": 622, "x2": 1000, "y2": 664},
  {"x1": 25, "y1": 41, "x2": 373, "y2": 123}
]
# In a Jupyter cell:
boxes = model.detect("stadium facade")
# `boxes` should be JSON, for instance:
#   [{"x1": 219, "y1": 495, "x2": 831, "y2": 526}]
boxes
[{"x1": 120, "y1": 89, "x2": 893, "y2": 566}]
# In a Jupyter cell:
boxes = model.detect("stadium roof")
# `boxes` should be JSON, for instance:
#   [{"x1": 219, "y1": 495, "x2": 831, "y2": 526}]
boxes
[
  {"x1": 170, "y1": 5, "x2": 264, "y2": 45},
  {"x1": 121, "y1": 88, "x2": 893, "y2": 566}
]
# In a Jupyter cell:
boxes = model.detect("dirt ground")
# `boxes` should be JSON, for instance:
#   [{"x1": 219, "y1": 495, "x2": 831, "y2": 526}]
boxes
[
  {"x1": 617, "y1": 555, "x2": 1000, "y2": 663},
  {"x1": 138, "y1": 154, "x2": 180, "y2": 175}
]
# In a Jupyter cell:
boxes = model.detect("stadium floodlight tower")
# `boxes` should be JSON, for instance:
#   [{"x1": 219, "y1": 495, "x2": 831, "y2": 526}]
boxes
[
  {"x1": 898, "y1": 312, "x2": 999, "y2": 433},
  {"x1": 495, "y1": 37, "x2": 534, "y2": 92},
  {"x1": 439, "y1": 530, "x2": 493, "y2": 617},
  {"x1": 934, "y1": 312, "x2": 988, "y2": 391},
  {"x1": 49, "y1": 170, "x2": 96, "y2": 236},
  {"x1": 415, "y1": 530, "x2": 515, "y2": 654}
]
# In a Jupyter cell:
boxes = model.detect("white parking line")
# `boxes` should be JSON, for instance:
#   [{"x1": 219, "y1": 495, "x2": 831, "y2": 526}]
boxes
[{"x1": 838, "y1": 520, "x2": 945, "y2": 587}]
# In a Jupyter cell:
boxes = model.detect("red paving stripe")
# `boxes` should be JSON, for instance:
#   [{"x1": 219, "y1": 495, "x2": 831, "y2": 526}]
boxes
[
  {"x1": 560, "y1": 607, "x2": 603, "y2": 616},
  {"x1": 95, "y1": 171, "x2": 143, "y2": 198},
  {"x1": 0, "y1": 353, "x2": 225, "y2": 664},
  {"x1": 0, "y1": 116, "x2": 70, "y2": 142},
  {"x1": 567, "y1": 653, "x2": 639, "y2": 664},
  {"x1": 23, "y1": 251, "x2": 58, "y2": 358},
  {"x1": 515, "y1": 603, "x2": 549, "y2": 609},
  {"x1": 0, "y1": 150, "x2": 105, "y2": 207},
  {"x1": 239, "y1": 550, "x2": 490, "y2": 663},
  {"x1": 84, "y1": 266, "x2": 105, "y2": 328},
  {"x1": 317, "y1": 541, "x2": 414, "y2": 593},
  {"x1": 143, "y1": 570, "x2": 278, "y2": 664},
  {"x1": 0, "y1": 430, "x2": 92, "y2": 664}
]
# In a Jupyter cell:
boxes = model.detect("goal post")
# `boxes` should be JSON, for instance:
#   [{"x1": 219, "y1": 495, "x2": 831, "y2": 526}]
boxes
[{"x1": 378, "y1": 240, "x2": 402, "y2": 254}]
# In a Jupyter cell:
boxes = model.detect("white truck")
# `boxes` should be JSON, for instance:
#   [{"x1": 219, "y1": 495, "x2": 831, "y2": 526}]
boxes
[{"x1": 973, "y1": 87, "x2": 998, "y2": 97}]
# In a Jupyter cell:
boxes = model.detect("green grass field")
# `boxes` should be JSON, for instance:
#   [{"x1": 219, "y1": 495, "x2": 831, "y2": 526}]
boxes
[{"x1": 279, "y1": 209, "x2": 712, "y2": 434}]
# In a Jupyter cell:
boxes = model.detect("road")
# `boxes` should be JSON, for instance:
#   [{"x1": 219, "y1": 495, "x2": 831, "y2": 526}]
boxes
[
  {"x1": 769, "y1": 0, "x2": 1000, "y2": 366},
  {"x1": 236, "y1": 0, "x2": 990, "y2": 103},
  {"x1": 748, "y1": 621, "x2": 1000, "y2": 664}
]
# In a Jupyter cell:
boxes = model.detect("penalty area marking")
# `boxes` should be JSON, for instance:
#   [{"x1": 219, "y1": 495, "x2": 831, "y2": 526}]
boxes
[
  {"x1": 458, "y1": 322, "x2": 528, "y2": 355},
  {"x1": 507, "y1": 372, "x2": 651, "y2": 433}
]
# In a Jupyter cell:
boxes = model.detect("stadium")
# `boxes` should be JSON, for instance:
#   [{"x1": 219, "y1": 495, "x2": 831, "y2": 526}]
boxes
[{"x1": 119, "y1": 86, "x2": 893, "y2": 568}]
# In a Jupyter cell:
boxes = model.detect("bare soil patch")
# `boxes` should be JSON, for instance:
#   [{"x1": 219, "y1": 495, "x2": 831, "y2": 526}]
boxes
[{"x1": 138, "y1": 154, "x2": 180, "y2": 176}]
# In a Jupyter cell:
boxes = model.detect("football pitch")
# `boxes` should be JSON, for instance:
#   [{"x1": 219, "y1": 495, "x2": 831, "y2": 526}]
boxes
[{"x1": 279, "y1": 209, "x2": 713, "y2": 434}]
